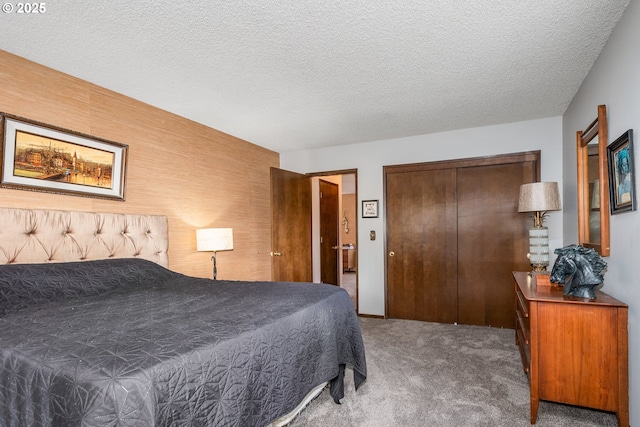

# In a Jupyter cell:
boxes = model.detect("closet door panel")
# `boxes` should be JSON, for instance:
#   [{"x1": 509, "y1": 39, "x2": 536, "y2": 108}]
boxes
[
  {"x1": 386, "y1": 169, "x2": 457, "y2": 323},
  {"x1": 457, "y1": 162, "x2": 535, "y2": 327}
]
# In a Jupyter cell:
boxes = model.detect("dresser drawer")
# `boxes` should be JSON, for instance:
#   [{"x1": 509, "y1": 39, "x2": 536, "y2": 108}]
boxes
[
  {"x1": 516, "y1": 327, "x2": 530, "y2": 375},
  {"x1": 515, "y1": 282, "x2": 531, "y2": 375},
  {"x1": 516, "y1": 299, "x2": 530, "y2": 336},
  {"x1": 515, "y1": 285, "x2": 529, "y2": 318},
  {"x1": 516, "y1": 310, "x2": 530, "y2": 342}
]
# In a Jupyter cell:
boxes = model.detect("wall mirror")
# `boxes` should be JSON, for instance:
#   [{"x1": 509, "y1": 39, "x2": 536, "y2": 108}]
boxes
[{"x1": 576, "y1": 104, "x2": 610, "y2": 256}]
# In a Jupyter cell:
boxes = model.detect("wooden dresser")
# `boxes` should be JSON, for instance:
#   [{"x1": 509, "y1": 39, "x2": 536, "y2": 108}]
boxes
[{"x1": 513, "y1": 271, "x2": 629, "y2": 426}]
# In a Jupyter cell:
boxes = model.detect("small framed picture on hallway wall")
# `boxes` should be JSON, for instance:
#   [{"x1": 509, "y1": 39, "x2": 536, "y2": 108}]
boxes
[{"x1": 362, "y1": 200, "x2": 378, "y2": 218}]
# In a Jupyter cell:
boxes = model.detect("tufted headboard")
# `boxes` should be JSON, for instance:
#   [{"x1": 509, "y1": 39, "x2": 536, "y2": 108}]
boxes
[{"x1": 0, "y1": 207, "x2": 169, "y2": 267}]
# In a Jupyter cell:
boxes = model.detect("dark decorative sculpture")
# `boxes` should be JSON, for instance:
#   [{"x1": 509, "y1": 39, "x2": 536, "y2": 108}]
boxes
[{"x1": 550, "y1": 244, "x2": 607, "y2": 300}]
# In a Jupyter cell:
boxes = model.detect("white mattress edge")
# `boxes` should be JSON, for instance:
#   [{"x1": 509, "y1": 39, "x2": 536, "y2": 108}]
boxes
[{"x1": 268, "y1": 381, "x2": 329, "y2": 427}]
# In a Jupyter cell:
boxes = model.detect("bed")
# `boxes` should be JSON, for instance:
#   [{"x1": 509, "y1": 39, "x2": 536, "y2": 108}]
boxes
[{"x1": 0, "y1": 207, "x2": 367, "y2": 426}]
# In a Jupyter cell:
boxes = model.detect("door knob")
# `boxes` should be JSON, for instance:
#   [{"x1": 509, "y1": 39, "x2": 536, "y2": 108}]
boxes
[
  {"x1": 389, "y1": 251, "x2": 395, "y2": 257},
  {"x1": 270, "y1": 251, "x2": 282, "y2": 257},
  {"x1": 332, "y1": 246, "x2": 340, "y2": 250}
]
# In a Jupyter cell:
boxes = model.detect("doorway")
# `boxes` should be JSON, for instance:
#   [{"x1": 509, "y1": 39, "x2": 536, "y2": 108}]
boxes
[
  {"x1": 310, "y1": 171, "x2": 358, "y2": 309},
  {"x1": 270, "y1": 167, "x2": 358, "y2": 309}
]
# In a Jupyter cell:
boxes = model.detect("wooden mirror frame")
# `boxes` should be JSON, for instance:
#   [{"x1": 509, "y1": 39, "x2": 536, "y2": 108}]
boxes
[{"x1": 576, "y1": 104, "x2": 610, "y2": 256}]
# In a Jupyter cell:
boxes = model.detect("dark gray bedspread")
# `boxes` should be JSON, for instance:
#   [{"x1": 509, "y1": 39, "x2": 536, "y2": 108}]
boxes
[{"x1": 0, "y1": 258, "x2": 366, "y2": 426}]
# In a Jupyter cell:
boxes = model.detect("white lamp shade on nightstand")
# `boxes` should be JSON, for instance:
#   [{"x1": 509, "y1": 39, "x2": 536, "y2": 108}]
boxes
[{"x1": 196, "y1": 228, "x2": 234, "y2": 252}]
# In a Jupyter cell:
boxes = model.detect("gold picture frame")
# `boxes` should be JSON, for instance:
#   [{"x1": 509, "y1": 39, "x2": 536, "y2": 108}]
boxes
[{"x1": 1, "y1": 113, "x2": 128, "y2": 201}]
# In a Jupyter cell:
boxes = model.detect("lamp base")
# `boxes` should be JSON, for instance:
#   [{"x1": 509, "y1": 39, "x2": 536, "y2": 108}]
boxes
[
  {"x1": 212, "y1": 252, "x2": 217, "y2": 280},
  {"x1": 528, "y1": 226, "x2": 549, "y2": 272}
]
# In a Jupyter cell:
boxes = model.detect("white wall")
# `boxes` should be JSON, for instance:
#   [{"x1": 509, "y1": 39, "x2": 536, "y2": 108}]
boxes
[
  {"x1": 281, "y1": 116, "x2": 563, "y2": 316},
  {"x1": 563, "y1": 1, "x2": 639, "y2": 423}
]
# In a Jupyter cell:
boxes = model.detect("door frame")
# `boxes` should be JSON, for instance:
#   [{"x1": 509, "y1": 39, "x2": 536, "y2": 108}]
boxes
[{"x1": 308, "y1": 169, "x2": 359, "y2": 310}]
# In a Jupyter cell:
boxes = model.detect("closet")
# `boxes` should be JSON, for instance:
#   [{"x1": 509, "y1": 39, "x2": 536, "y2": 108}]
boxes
[{"x1": 385, "y1": 152, "x2": 538, "y2": 328}]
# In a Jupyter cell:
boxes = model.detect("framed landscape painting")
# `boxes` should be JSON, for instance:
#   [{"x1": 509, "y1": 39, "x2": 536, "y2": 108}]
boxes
[{"x1": 1, "y1": 113, "x2": 128, "y2": 200}]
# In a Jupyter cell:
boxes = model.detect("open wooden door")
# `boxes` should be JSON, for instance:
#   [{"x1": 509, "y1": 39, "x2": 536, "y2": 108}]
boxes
[
  {"x1": 270, "y1": 167, "x2": 312, "y2": 282},
  {"x1": 319, "y1": 179, "x2": 339, "y2": 285}
]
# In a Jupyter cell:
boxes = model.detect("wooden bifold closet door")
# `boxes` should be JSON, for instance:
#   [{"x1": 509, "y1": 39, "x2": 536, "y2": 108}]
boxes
[{"x1": 385, "y1": 152, "x2": 538, "y2": 328}]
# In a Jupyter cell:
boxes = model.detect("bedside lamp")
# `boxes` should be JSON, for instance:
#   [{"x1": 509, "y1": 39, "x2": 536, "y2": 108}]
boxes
[
  {"x1": 196, "y1": 228, "x2": 233, "y2": 280},
  {"x1": 518, "y1": 182, "x2": 562, "y2": 271}
]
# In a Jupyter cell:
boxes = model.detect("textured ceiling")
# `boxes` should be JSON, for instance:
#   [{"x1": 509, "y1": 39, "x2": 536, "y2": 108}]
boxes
[{"x1": 0, "y1": 1, "x2": 629, "y2": 153}]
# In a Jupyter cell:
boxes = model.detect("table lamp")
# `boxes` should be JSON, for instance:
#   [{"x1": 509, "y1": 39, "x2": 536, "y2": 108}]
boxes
[
  {"x1": 518, "y1": 182, "x2": 562, "y2": 271},
  {"x1": 196, "y1": 228, "x2": 233, "y2": 279}
]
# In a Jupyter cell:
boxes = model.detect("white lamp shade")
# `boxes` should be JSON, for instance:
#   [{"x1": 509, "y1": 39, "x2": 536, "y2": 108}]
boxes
[
  {"x1": 196, "y1": 228, "x2": 234, "y2": 252},
  {"x1": 518, "y1": 182, "x2": 562, "y2": 212}
]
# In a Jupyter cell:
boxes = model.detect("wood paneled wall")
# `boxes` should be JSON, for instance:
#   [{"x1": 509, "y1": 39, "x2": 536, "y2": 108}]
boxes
[{"x1": 0, "y1": 50, "x2": 279, "y2": 280}]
